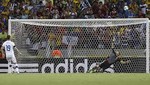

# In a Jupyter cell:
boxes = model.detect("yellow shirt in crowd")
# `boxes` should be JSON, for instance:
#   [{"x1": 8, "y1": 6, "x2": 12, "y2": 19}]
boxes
[
  {"x1": 2, "y1": 0, "x2": 10, "y2": 7},
  {"x1": 0, "y1": 32, "x2": 7, "y2": 41}
]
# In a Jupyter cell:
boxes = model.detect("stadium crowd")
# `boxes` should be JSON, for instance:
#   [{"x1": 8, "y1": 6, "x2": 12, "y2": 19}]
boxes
[{"x1": 0, "y1": 0, "x2": 149, "y2": 51}]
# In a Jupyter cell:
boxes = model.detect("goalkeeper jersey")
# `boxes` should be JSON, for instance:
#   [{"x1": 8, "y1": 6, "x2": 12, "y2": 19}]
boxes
[{"x1": 107, "y1": 48, "x2": 120, "y2": 64}]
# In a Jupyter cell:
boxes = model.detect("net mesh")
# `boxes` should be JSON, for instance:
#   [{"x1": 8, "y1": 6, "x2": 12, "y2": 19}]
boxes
[{"x1": 9, "y1": 19, "x2": 149, "y2": 73}]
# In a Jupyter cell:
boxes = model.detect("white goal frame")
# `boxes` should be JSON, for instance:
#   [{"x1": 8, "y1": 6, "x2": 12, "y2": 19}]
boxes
[{"x1": 8, "y1": 18, "x2": 149, "y2": 73}]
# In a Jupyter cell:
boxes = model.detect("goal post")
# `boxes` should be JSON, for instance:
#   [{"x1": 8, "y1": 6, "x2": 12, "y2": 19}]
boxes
[
  {"x1": 146, "y1": 20, "x2": 149, "y2": 73},
  {"x1": 8, "y1": 18, "x2": 149, "y2": 73}
]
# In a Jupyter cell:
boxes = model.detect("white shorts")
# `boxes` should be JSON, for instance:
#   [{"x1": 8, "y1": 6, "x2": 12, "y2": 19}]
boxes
[{"x1": 6, "y1": 55, "x2": 17, "y2": 64}]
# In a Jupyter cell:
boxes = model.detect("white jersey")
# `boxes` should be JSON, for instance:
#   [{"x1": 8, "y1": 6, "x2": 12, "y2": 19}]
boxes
[
  {"x1": 2, "y1": 40, "x2": 15, "y2": 58},
  {"x1": 2, "y1": 40, "x2": 19, "y2": 73}
]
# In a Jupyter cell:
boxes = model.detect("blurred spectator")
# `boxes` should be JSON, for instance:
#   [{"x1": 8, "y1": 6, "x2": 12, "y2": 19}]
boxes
[
  {"x1": 0, "y1": 0, "x2": 148, "y2": 50},
  {"x1": 0, "y1": 29, "x2": 7, "y2": 42},
  {"x1": 110, "y1": 8, "x2": 117, "y2": 18},
  {"x1": 117, "y1": 0, "x2": 124, "y2": 18},
  {"x1": 91, "y1": 0, "x2": 99, "y2": 17},
  {"x1": 1, "y1": 7, "x2": 10, "y2": 20},
  {"x1": 102, "y1": 28, "x2": 112, "y2": 48},
  {"x1": 139, "y1": 0, "x2": 148, "y2": 18},
  {"x1": 0, "y1": 2, "x2": 4, "y2": 13},
  {"x1": 129, "y1": 1, "x2": 139, "y2": 17},
  {"x1": 42, "y1": 0, "x2": 48, "y2": 6},
  {"x1": 55, "y1": 27, "x2": 65, "y2": 48},
  {"x1": 21, "y1": 10, "x2": 29, "y2": 19},
  {"x1": 84, "y1": 7, "x2": 94, "y2": 19},
  {"x1": 80, "y1": 0, "x2": 91, "y2": 11},
  {"x1": 0, "y1": 0, "x2": 148, "y2": 22},
  {"x1": 128, "y1": 28, "x2": 140, "y2": 48},
  {"x1": 2, "y1": 0, "x2": 10, "y2": 7},
  {"x1": 138, "y1": 10, "x2": 146, "y2": 18},
  {"x1": 97, "y1": 9, "x2": 105, "y2": 18},
  {"x1": 127, "y1": 8, "x2": 135, "y2": 18},
  {"x1": 114, "y1": 29, "x2": 121, "y2": 48},
  {"x1": 69, "y1": 9, "x2": 77, "y2": 19},
  {"x1": 51, "y1": 6, "x2": 60, "y2": 19},
  {"x1": 46, "y1": 29, "x2": 56, "y2": 54},
  {"x1": 110, "y1": 1, "x2": 117, "y2": 10},
  {"x1": 46, "y1": 0, "x2": 53, "y2": 11}
]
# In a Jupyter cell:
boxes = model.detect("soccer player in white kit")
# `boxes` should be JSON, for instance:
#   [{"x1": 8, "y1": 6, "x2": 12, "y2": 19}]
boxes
[{"x1": 1, "y1": 35, "x2": 21, "y2": 73}]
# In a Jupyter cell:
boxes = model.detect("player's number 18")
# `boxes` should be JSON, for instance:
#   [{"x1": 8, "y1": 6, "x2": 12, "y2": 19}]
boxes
[{"x1": 6, "y1": 45, "x2": 11, "y2": 51}]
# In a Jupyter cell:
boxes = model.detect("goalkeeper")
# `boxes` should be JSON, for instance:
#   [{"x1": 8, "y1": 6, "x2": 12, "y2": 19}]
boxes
[{"x1": 87, "y1": 40, "x2": 130, "y2": 73}]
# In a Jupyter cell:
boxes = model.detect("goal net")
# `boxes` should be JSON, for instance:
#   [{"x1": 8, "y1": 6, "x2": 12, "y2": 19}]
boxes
[{"x1": 8, "y1": 19, "x2": 149, "y2": 73}]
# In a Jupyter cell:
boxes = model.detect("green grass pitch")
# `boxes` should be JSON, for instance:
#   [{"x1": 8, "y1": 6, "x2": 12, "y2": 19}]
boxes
[{"x1": 0, "y1": 73, "x2": 150, "y2": 85}]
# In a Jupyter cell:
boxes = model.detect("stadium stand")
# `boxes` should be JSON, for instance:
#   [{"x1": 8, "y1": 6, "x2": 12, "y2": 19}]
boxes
[{"x1": 0, "y1": 0, "x2": 149, "y2": 49}]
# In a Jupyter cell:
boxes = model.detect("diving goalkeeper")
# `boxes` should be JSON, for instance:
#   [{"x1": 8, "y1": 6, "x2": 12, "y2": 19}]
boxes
[{"x1": 87, "y1": 40, "x2": 131, "y2": 73}]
